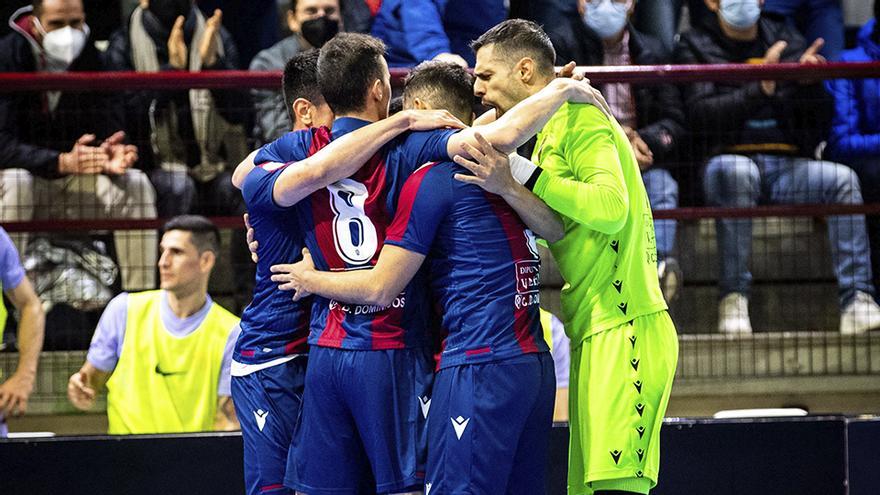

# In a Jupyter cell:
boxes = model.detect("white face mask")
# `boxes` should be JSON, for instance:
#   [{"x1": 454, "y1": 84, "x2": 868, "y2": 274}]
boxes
[
  {"x1": 719, "y1": 0, "x2": 761, "y2": 30},
  {"x1": 35, "y1": 18, "x2": 89, "y2": 68},
  {"x1": 584, "y1": 0, "x2": 630, "y2": 40}
]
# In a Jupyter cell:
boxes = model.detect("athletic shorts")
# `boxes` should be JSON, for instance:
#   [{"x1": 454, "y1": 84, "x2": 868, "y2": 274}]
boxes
[
  {"x1": 425, "y1": 352, "x2": 556, "y2": 495},
  {"x1": 231, "y1": 356, "x2": 308, "y2": 495},
  {"x1": 286, "y1": 346, "x2": 434, "y2": 494},
  {"x1": 568, "y1": 310, "x2": 678, "y2": 495}
]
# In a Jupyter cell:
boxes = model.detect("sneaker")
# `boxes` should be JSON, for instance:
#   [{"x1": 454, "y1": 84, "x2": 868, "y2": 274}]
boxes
[
  {"x1": 658, "y1": 257, "x2": 683, "y2": 303},
  {"x1": 718, "y1": 292, "x2": 752, "y2": 334},
  {"x1": 840, "y1": 291, "x2": 880, "y2": 335}
]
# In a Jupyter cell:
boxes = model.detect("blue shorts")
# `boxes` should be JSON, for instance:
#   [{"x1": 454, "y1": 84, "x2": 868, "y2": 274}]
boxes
[
  {"x1": 231, "y1": 356, "x2": 307, "y2": 495},
  {"x1": 425, "y1": 352, "x2": 556, "y2": 495},
  {"x1": 286, "y1": 346, "x2": 434, "y2": 494}
]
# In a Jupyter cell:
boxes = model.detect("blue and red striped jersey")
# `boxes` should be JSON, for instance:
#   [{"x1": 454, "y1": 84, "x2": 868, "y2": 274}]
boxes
[
  {"x1": 385, "y1": 161, "x2": 549, "y2": 369},
  {"x1": 254, "y1": 117, "x2": 457, "y2": 350},
  {"x1": 234, "y1": 129, "x2": 333, "y2": 365}
]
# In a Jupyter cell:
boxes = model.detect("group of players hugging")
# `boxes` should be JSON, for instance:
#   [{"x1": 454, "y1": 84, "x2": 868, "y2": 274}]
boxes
[{"x1": 229, "y1": 18, "x2": 677, "y2": 495}]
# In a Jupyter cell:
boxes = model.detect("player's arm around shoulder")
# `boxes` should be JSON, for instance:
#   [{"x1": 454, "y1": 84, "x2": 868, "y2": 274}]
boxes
[{"x1": 532, "y1": 104, "x2": 630, "y2": 234}]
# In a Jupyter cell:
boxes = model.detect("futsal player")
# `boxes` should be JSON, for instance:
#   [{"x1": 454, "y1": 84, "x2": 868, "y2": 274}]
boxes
[
  {"x1": 249, "y1": 32, "x2": 603, "y2": 494},
  {"x1": 231, "y1": 51, "x2": 465, "y2": 495},
  {"x1": 467, "y1": 20, "x2": 679, "y2": 495},
  {"x1": 267, "y1": 61, "x2": 567, "y2": 494}
]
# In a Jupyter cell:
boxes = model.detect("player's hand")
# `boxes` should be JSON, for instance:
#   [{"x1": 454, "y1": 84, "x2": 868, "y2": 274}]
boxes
[
  {"x1": 0, "y1": 372, "x2": 35, "y2": 416},
  {"x1": 270, "y1": 248, "x2": 315, "y2": 301},
  {"x1": 58, "y1": 134, "x2": 108, "y2": 175},
  {"x1": 452, "y1": 132, "x2": 518, "y2": 196},
  {"x1": 556, "y1": 61, "x2": 585, "y2": 81},
  {"x1": 244, "y1": 213, "x2": 259, "y2": 263},
  {"x1": 199, "y1": 9, "x2": 223, "y2": 68},
  {"x1": 167, "y1": 15, "x2": 187, "y2": 69},
  {"x1": 760, "y1": 40, "x2": 787, "y2": 96},
  {"x1": 67, "y1": 371, "x2": 96, "y2": 411},
  {"x1": 623, "y1": 127, "x2": 654, "y2": 170},
  {"x1": 401, "y1": 109, "x2": 466, "y2": 131},
  {"x1": 432, "y1": 52, "x2": 468, "y2": 68}
]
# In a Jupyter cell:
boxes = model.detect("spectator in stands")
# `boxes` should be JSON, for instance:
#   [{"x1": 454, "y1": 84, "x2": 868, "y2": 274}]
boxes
[
  {"x1": 826, "y1": 1, "x2": 880, "y2": 297},
  {"x1": 371, "y1": 0, "x2": 506, "y2": 67},
  {"x1": 676, "y1": 0, "x2": 880, "y2": 335},
  {"x1": 583, "y1": 0, "x2": 687, "y2": 302},
  {"x1": 66, "y1": 215, "x2": 241, "y2": 434},
  {"x1": 250, "y1": 0, "x2": 340, "y2": 144},
  {"x1": 0, "y1": 227, "x2": 45, "y2": 438},
  {"x1": 106, "y1": 0, "x2": 254, "y2": 309},
  {"x1": 631, "y1": 0, "x2": 713, "y2": 56},
  {"x1": 523, "y1": 0, "x2": 604, "y2": 66},
  {"x1": 764, "y1": 0, "x2": 844, "y2": 60},
  {"x1": 0, "y1": 0, "x2": 158, "y2": 291}
]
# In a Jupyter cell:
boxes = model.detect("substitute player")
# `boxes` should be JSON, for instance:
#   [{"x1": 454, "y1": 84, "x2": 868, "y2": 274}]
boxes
[
  {"x1": 269, "y1": 61, "x2": 565, "y2": 494},
  {"x1": 232, "y1": 53, "x2": 464, "y2": 495},
  {"x1": 465, "y1": 20, "x2": 680, "y2": 495},
  {"x1": 250, "y1": 33, "x2": 604, "y2": 494}
]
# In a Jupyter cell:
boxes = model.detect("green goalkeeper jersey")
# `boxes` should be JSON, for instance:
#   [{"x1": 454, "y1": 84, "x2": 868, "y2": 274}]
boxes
[{"x1": 531, "y1": 102, "x2": 667, "y2": 345}]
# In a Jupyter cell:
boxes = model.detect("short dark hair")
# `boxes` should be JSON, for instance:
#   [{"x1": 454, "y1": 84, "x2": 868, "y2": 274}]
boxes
[
  {"x1": 162, "y1": 215, "x2": 220, "y2": 254},
  {"x1": 32, "y1": 0, "x2": 43, "y2": 15},
  {"x1": 317, "y1": 33, "x2": 386, "y2": 115},
  {"x1": 289, "y1": 0, "x2": 298, "y2": 11},
  {"x1": 470, "y1": 19, "x2": 556, "y2": 76},
  {"x1": 403, "y1": 61, "x2": 475, "y2": 125},
  {"x1": 388, "y1": 96, "x2": 404, "y2": 116},
  {"x1": 282, "y1": 50, "x2": 323, "y2": 126}
]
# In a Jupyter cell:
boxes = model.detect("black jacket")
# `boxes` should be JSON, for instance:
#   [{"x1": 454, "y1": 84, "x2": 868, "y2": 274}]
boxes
[
  {"x1": 0, "y1": 25, "x2": 123, "y2": 178},
  {"x1": 674, "y1": 14, "x2": 833, "y2": 159},
  {"x1": 626, "y1": 26, "x2": 687, "y2": 165},
  {"x1": 103, "y1": 9, "x2": 251, "y2": 171}
]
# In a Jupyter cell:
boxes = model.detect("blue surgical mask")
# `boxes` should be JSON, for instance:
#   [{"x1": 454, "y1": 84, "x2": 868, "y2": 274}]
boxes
[
  {"x1": 583, "y1": 0, "x2": 629, "y2": 41},
  {"x1": 719, "y1": 0, "x2": 761, "y2": 30}
]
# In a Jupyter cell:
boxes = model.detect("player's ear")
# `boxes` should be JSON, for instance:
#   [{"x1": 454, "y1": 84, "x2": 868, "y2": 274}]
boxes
[
  {"x1": 517, "y1": 57, "x2": 536, "y2": 84},
  {"x1": 412, "y1": 97, "x2": 431, "y2": 111},
  {"x1": 370, "y1": 78, "x2": 385, "y2": 103},
  {"x1": 200, "y1": 250, "x2": 216, "y2": 274},
  {"x1": 292, "y1": 98, "x2": 314, "y2": 127}
]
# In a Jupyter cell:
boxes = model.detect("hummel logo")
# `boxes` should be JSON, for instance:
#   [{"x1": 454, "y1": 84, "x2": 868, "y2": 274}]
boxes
[
  {"x1": 629, "y1": 336, "x2": 637, "y2": 348},
  {"x1": 610, "y1": 450, "x2": 622, "y2": 464},
  {"x1": 155, "y1": 364, "x2": 184, "y2": 377},
  {"x1": 610, "y1": 240, "x2": 620, "y2": 253},
  {"x1": 254, "y1": 409, "x2": 269, "y2": 432},
  {"x1": 637, "y1": 448, "x2": 645, "y2": 461},
  {"x1": 630, "y1": 358, "x2": 640, "y2": 371},
  {"x1": 618, "y1": 302, "x2": 628, "y2": 315},
  {"x1": 419, "y1": 396, "x2": 432, "y2": 419},
  {"x1": 425, "y1": 483, "x2": 432, "y2": 495},
  {"x1": 451, "y1": 416, "x2": 470, "y2": 440},
  {"x1": 634, "y1": 380, "x2": 643, "y2": 393},
  {"x1": 612, "y1": 280, "x2": 623, "y2": 293},
  {"x1": 636, "y1": 403, "x2": 645, "y2": 416},
  {"x1": 637, "y1": 426, "x2": 646, "y2": 438}
]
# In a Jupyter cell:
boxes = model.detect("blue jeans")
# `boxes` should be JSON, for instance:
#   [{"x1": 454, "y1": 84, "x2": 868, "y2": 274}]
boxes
[
  {"x1": 764, "y1": 0, "x2": 844, "y2": 60},
  {"x1": 849, "y1": 158, "x2": 880, "y2": 295},
  {"x1": 703, "y1": 154, "x2": 874, "y2": 306},
  {"x1": 643, "y1": 167, "x2": 678, "y2": 259}
]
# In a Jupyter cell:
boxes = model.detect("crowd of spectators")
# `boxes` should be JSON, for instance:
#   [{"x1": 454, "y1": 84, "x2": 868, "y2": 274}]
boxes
[{"x1": 0, "y1": 0, "x2": 878, "y2": 343}]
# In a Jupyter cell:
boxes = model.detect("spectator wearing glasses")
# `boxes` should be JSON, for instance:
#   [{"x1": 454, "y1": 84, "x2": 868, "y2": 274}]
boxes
[
  {"x1": 250, "y1": 0, "x2": 340, "y2": 145},
  {"x1": 675, "y1": 0, "x2": 880, "y2": 335},
  {"x1": 0, "y1": 0, "x2": 158, "y2": 291},
  {"x1": 826, "y1": 1, "x2": 880, "y2": 297},
  {"x1": 582, "y1": 0, "x2": 687, "y2": 303}
]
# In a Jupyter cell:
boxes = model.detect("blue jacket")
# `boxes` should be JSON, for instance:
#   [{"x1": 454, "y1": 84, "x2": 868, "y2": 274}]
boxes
[
  {"x1": 826, "y1": 19, "x2": 880, "y2": 163},
  {"x1": 371, "y1": 0, "x2": 505, "y2": 68}
]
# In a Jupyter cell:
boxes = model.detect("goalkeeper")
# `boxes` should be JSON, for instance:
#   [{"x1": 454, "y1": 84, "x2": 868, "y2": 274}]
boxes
[{"x1": 462, "y1": 20, "x2": 679, "y2": 495}]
